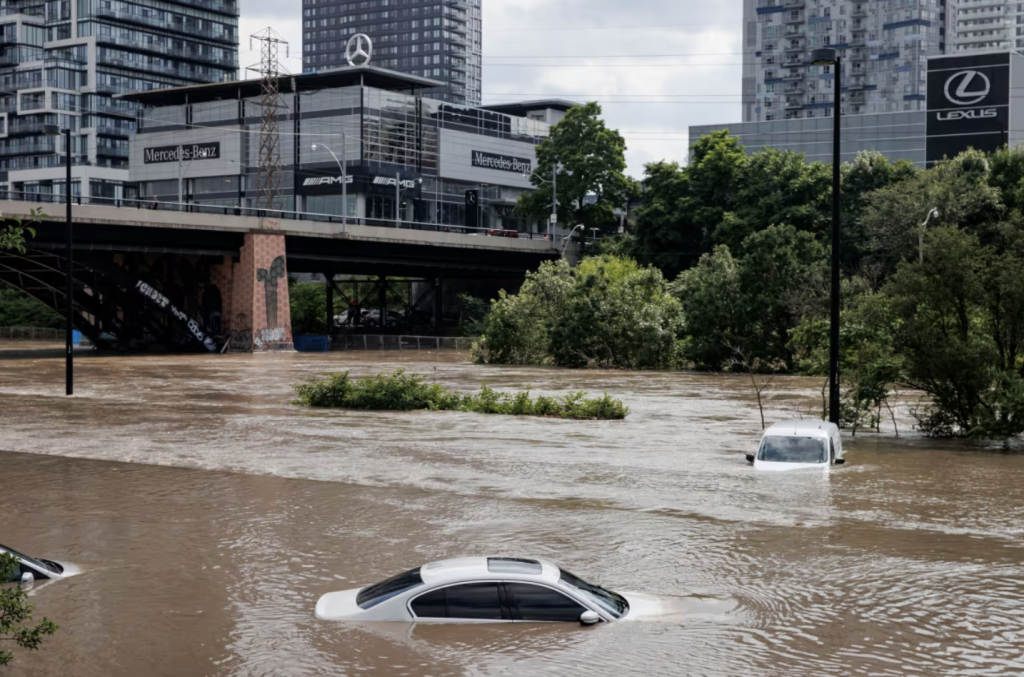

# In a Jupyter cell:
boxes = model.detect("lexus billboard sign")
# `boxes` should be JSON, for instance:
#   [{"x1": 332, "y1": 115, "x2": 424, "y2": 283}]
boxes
[{"x1": 926, "y1": 53, "x2": 1009, "y2": 166}]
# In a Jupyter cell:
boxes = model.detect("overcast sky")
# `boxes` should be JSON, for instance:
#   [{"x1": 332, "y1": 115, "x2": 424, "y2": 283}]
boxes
[{"x1": 238, "y1": 0, "x2": 744, "y2": 178}]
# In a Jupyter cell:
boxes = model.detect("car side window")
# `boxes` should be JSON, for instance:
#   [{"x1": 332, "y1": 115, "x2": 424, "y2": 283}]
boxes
[
  {"x1": 410, "y1": 588, "x2": 447, "y2": 619},
  {"x1": 440, "y1": 583, "x2": 508, "y2": 620},
  {"x1": 505, "y1": 582, "x2": 586, "y2": 622}
]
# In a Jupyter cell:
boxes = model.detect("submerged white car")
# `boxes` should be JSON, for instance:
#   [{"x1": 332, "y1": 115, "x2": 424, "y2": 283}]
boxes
[
  {"x1": 317, "y1": 557, "x2": 666, "y2": 624},
  {"x1": 1, "y1": 543, "x2": 79, "y2": 583},
  {"x1": 746, "y1": 420, "x2": 846, "y2": 471}
]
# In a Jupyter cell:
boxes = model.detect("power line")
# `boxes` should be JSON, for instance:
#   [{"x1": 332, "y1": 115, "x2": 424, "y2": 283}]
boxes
[{"x1": 487, "y1": 23, "x2": 731, "y2": 32}]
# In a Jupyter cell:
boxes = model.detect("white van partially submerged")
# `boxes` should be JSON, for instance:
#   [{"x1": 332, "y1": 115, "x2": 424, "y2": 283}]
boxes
[{"x1": 745, "y1": 420, "x2": 845, "y2": 471}]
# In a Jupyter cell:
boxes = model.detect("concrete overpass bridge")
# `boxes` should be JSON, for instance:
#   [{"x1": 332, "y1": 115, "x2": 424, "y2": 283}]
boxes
[{"x1": 0, "y1": 195, "x2": 560, "y2": 352}]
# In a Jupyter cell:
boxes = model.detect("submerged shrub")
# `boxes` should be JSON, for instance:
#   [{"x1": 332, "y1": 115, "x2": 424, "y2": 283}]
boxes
[{"x1": 293, "y1": 370, "x2": 629, "y2": 420}]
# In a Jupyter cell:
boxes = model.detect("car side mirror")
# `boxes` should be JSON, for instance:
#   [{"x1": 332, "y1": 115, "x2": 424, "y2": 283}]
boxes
[
  {"x1": 580, "y1": 610, "x2": 600, "y2": 625},
  {"x1": 834, "y1": 458, "x2": 846, "y2": 465},
  {"x1": 20, "y1": 571, "x2": 33, "y2": 586},
  {"x1": 745, "y1": 454, "x2": 755, "y2": 464}
]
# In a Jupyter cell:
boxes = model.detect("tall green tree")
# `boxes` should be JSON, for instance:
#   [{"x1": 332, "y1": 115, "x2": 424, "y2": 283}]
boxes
[
  {"x1": 633, "y1": 131, "x2": 747, "y2": 278},
  {"x1": 674, "y1": 224, "x2": 827, "y2": 369},
  {"x1": 840, "y1": 151, "x2": 919, "y2": 275},
  {"x1": 517, "y1": 102, "x2": 630, "y2": 231},
  {"x1": 712, "y1": 148, "x2": 831, "y2": 251},
  {"x1": 473, "y1": 257, "x2": 683, "y2": 369},
  {"x1": 861, "y1": 149, "x2": 1003, "y2": 278}
]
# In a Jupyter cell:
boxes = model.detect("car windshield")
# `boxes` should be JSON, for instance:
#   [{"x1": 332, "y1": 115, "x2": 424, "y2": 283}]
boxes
[
  {"x1": 355, "y1": 567, "x2": 424, "y2": 610},
  {"x1": 0, "y1": 543, "x2": 60, "y2": 574},
  {"x1": 758, "y1": 436, "x2": 827, "y2": 464},
  {"x1": 557, "y1": 568, "x2": 629, "y2": 619}
]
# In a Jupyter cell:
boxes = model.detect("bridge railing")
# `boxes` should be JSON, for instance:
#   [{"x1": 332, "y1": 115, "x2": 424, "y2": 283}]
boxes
[
  {"x1": 0, "y1": 190, "x2": 552, "y2": 241},
  {"x1": 333, "y1": 334, "x2": 474, "y2": 351}
]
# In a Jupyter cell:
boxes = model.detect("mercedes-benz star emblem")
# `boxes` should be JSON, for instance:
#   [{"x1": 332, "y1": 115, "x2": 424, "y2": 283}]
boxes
[
  {"x1": 467, "y1": 193, "x2": 477, "y2": 205},
  {"x1": 944, "y1": 70, "x2": 991, "y2": 106},
  {"x1": 345, "y1": 33, "x2": 373, "y2": 67}
]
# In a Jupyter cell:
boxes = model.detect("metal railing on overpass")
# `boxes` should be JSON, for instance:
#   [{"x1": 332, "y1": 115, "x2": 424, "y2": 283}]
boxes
[{"x1": 0, "y1": 190, "x2": 552, "y2": 241}]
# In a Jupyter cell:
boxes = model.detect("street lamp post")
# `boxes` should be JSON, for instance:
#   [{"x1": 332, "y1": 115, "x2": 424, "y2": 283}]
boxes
[
  {"x1": 312, "y1": 137, "x2": 347, "y2": 233},
  {"x1": 43, "y1": 124, "x2": 73, "y2": 395},
  {"x1": 812, "y1": 47, "x2": 842, "y2": 426},
  {"x1": 919, "y1": 207, "x2": 939, "y2": 264}
]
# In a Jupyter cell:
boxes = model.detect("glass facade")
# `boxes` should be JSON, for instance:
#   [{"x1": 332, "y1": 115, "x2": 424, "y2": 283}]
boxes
[
  {"x1": 743, "y1": 0, "x2": 944, "y2": 123},
  {"x1": 690, "y1": 111, "x2": 928, "y2": 167},
  {"x1": 0, "y1": 0, "x2": 237, "y2": 194},
  {"x1": 301, "y1": 0, "x2": 482, "y2": 106},
  {"x1": 134, "y1": 77, "x2": 552, "y2": 232}
]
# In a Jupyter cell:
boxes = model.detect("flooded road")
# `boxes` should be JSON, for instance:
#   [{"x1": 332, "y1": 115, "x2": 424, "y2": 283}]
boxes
[{"x1": 2, "y1": 352, "x2": 1024, "y2": 676}]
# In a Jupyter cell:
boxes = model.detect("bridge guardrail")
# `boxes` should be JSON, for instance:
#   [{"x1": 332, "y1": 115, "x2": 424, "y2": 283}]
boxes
[
  {"x1": 334, "y1": 334, "x2": 475, "y2": 351},
  {"x1": 0, "y1": 191, "x2": 553, "y2": 241},
  {"x1": 0, "y1": 326, "x2": 63, "y2": 341}
]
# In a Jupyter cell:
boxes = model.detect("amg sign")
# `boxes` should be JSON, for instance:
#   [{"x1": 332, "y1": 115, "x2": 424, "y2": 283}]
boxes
[
  {"x1": 471, "y1": 150, "x2": 532, "y2": 174},
  {"x1": 302, "y1": 175, "x2": 354, "y2": 187},
  {"x1": 143, "y1": 143, "x2": 221, "y2": 164},
  {"x1": 373, "y1": 176, "x2": 418, "y2": 189}
]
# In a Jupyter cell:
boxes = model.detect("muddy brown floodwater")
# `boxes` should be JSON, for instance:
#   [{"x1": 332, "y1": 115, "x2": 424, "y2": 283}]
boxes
[{"x1": 2, "y1": 352, "x2": 1024, "y2": 676}]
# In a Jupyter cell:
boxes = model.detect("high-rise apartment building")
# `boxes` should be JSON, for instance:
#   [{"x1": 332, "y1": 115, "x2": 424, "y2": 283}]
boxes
[
  {"x1": 301, "y1": 0, "x2": 482, "y2": 106},
  {"x1": 947, "y1": 0, "x2": 1024, "y2": 53},
  {"x1": 0, "y1": 0, "x2": 237, "y2": 198},
  {"x1": 742, "y1": 0, "x2": 945, "y2": 122}
]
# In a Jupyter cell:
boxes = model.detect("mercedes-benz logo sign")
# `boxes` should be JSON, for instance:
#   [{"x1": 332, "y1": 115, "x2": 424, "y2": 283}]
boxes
[
  {"x1": 944, "y1": 70, "x2": 991, "y2": 106},
  {"x1": 345, "y1": 33, "x2": 373, "y2": 67}
]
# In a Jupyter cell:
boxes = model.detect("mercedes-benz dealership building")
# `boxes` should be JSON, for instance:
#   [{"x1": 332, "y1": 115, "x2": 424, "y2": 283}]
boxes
[
  {"x1": 121, "y1": 67, "x2": 573, "y2": 233},
  {"x1": 690, "y1": 51, "x2": 1024, "y2": 167}
]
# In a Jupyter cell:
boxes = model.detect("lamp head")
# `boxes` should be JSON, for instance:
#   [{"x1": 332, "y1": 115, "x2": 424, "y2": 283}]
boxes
[
  {"x1": 811, "y1": 48, "x2": 839, "y2": 66},
  {"x1": 311, "y1": 143, "x2": 318, "y2": 151}
]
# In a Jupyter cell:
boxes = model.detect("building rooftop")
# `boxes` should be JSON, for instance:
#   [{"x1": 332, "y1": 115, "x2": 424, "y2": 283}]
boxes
[
  {"x1": 478, "y1": 99, "x2": 579, "y2": 117},
  {"x1": 118, "y1": 65, "x2": 445, "y2": 107}
]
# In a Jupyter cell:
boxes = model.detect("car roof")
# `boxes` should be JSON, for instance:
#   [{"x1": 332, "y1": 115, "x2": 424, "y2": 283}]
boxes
[
  {"x1": 762, "y1": 420, "x2": 838, "y2": 439},
  {"x1": 418, "y1": 557, "x2": 561, "y2": 585}
]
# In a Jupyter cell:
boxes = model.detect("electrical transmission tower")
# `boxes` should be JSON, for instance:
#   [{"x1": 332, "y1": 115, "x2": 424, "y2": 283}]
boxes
[{"x1": 248, "y1": 28, "x2": 289, "y2": 212}]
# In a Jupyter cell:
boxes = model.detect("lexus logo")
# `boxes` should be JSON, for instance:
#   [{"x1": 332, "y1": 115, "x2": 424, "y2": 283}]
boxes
[
  {"x1": 944, "y1": 70, "x2": 991, "y2": 106},
  {"x1": 345, "y1": 33, "x2": 373, "y2": 67}
]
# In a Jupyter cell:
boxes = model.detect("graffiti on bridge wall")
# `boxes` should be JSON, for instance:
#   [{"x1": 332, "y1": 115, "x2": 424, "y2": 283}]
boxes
[
  {"x1": 256, "y1": 256, "x2": 286, "y2": 328},
  {"x1": 135, "y1": 280, "x2": 217, "y2": 352},
  {"x1": 253, "y1": 327, "x2": 286, "y2": 350}
]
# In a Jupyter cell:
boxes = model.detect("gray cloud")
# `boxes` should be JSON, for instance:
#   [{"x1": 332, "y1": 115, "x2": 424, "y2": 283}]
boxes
[{"x1": 238, "y1": 0, "x2": 742, "y2": 177}]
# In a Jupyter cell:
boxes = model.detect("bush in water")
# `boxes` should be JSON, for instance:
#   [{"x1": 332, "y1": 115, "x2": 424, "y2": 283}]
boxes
[
  {"x1": 293, "y1": 370, "x2": 629, "y2": 420},
  {"x1": 0, "y1": 553, "x2": 58, "y2": 667}
]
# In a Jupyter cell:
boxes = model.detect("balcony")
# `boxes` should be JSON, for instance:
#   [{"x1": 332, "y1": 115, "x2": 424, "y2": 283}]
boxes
[
  {"x1": 92, "y1": 8, "x2": 235, "y2": 45},
  {"x1": 784, "y1": 0, "x2": 805, "y2": 7},
  {"x1": 176, "y1": 0, "x2": 238, "y2": 16},
  {"x1": 96, "y1": 145, "x2": 128, "y2": 157}
]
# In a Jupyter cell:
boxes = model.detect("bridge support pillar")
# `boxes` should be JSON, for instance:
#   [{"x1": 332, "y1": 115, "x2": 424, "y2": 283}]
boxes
[{"x1": 230, "y1": 232, "x2": 293, "y2": 352}]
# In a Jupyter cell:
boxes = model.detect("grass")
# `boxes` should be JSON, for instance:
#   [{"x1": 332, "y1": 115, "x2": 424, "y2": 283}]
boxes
[{"x1": 293, "y1": 369, "x2": 629, "y2": 420}]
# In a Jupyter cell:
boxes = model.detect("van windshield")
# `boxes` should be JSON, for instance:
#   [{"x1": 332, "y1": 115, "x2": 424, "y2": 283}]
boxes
[{"x1": 758, "y1": 436, "x2": 827, "y2": 464}]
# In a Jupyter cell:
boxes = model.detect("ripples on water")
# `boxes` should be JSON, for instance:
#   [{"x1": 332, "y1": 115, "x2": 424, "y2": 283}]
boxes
[{"x1": 2, "y1": 352, "x2": 1024, "y2": 676}]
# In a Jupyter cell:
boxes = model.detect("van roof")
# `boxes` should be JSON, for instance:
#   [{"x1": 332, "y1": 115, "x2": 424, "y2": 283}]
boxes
[{"x1": 762, "y1": 420, "x2": 838, "y2": 438}]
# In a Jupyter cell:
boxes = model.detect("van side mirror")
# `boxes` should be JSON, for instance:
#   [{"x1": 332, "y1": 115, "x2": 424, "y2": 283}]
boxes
[
  {"x1": 580, "y1": 610, "x2": 600, "y2": 625},
  {"x1": 835, "y1": 458, "x2": 846, "y2": 465},
  {"x1": 745, "y1": 454, "x2": 755, "y2": 464}
]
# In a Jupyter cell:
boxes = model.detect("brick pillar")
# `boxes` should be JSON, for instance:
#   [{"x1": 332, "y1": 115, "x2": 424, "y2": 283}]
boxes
[{"x1": 231, "y1": 233, "x2": 293, "y2": 352}]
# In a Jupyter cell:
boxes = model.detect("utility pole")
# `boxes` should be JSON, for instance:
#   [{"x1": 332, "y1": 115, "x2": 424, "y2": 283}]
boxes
[
  {"x1": 395, "y1": 171, "x2": 401, "y2": 228},
  {"x1": 550, "y1": 166, "x2": 557, "y2": 243},
  {"x1": 249, "y1": 28, "x2": 288, "y2": 212}
]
